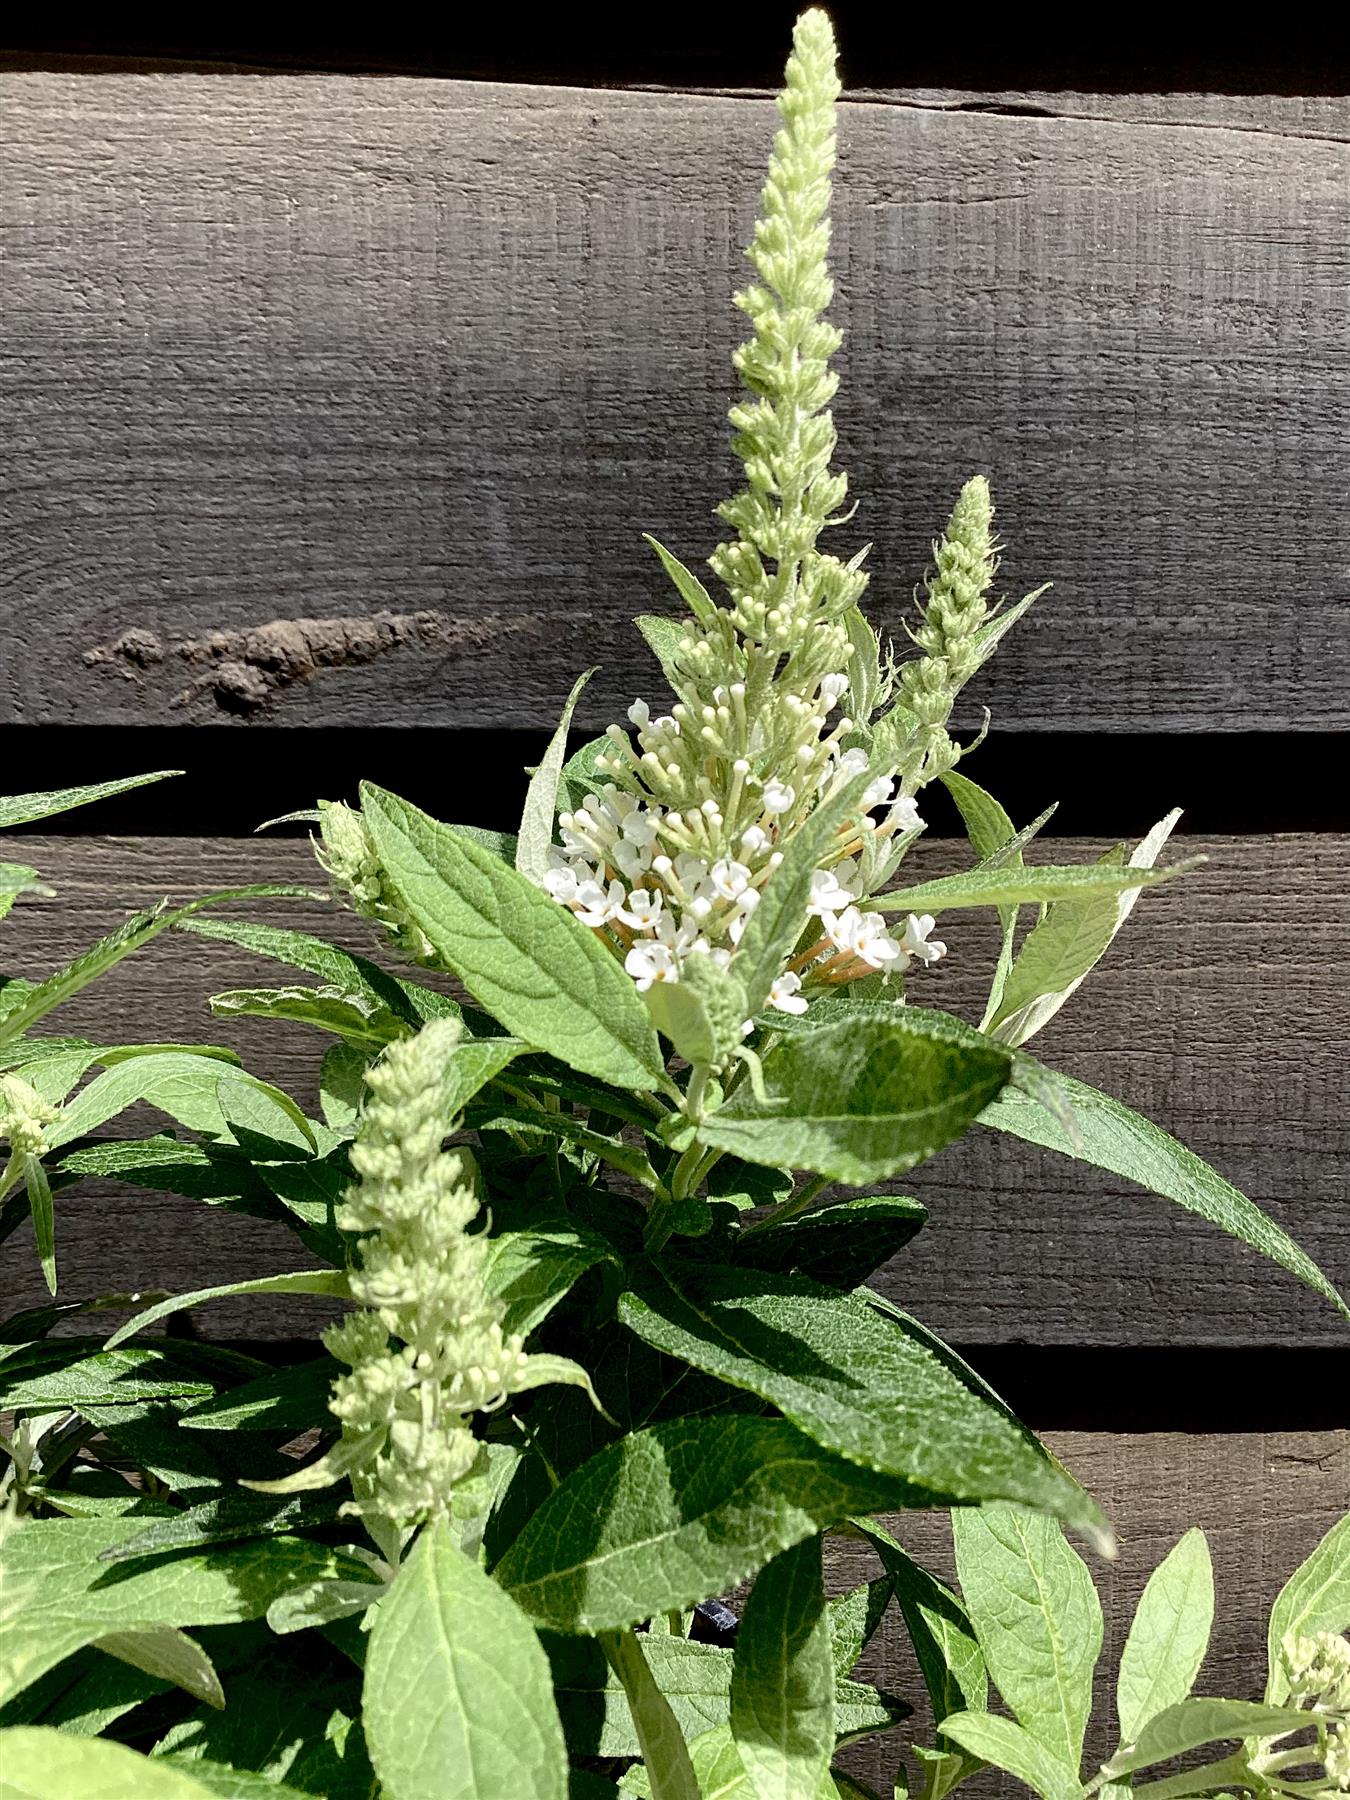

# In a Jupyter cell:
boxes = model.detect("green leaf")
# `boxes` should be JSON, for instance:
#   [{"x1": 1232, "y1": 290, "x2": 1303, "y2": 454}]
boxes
[
  {"x1": 989, "y1": 812, "x2": 1181, "y2": 1045},
  {"x1": 841, "y1": 606, "x2": 882, "y2": 723},
  {"x1": 634, "y1": 617, "x2": 690, "y2": 695},
  {"x1": 730, "y1": 1536, "x2": 835, "y2": 1800},
  {"x1": 439, "y1": 1034, "x2": 526, "y2": 1115},
  {"x1": 363, "y1": 1515, "x2": 568, "y2": 1800},
  {"x1": 1266, "y1": 1512, "x2": 1350, "y2": 1702},
  {"x1": 0, "y1": 1341, "x2": 233, "y2": 1409},
  {"x1": 855, "y1": 1521, "x2": 986, "y2": 1730},
  {"x1": 495, "y1": 1416, "x2": 918, "y2": 1634},
  {"x1": 618, "y1": 1268, "x2": 1102, "y2": 1528},
  {"x1": 0, "y1": 1727, "x2": 220, "y2": 1798},
  {"x1": 700, "y1": 1012, "x2": 1009, "y2": 1183},
  {"x1": 938, "y1": 1713, "x2": 1081, "y2": 1800},
  {"x1": 602, "y1": 1629, "x2": 702, "y2": 1800},
  {"x1": 208, "y1": 985, "x2": 406, "y2": 1050},
  {"x1": 734, "y1": 776, "x2": 870, "y2": 1018},
  {"x1": 157, "y1": 1761, "x2": 314, "y2": 1800},
  {"x1": 979, "y1": 1073, "x2": 1350, "y2": 1320},
  {"x1": 319, "y1": 1044, "x2": 366, "y2": 1133},
  {"x1": 103, "y1": 1271, "x2": 348, "y2": 1349},
  {"x1": 939, "y1": 772, "x2": 1026, "y2": 1028},
  {"x1": 180, "y1": 917, "x2": 438, "y2": 1026},
  {"x1": 483, "y1": 1226, "x2": 616, "y2": 1338},
  {"x1": 48, "y1": 1054, "x2": 315, "y2": 1153},
  {"x1": 21, "y1": 1156, "x2": 56, "y2": 1296},
  {"x1": 0, "y1": 771, "x2": 180, "y2": 830},
  {"x1": 0, "y1": 865, "x2": 53, "y2": 920},
  {"x1": 826, "y1": 1579, "x2": 892, "y2": 1682},
  {"x1": 518, "y1": 670, "x2": 596, "y2": 887},
  {"x1": 178, "y1": 1356, "x2": 336, "y2": 1433},
  {"x1": 1116, "y1": 1529, "x2": 1214, "y2": 1741},
  {"x1": 643, "y1": 534, "x2": 718, "y2": 626},
  {"x1": 1102, "y1": 1699, "x2": 1313, "y2": 1779},
  {"x1": 871, "y1": 860, "x2": 1192, "y2": 918},
  {"x1": 735, "y1": 1195, "x2": 927, "y2": 1289},
  {"x1": 98, "y1": 1490, "x2": 340, "y2": 1562},
  {"x1": 362, "y1": 784, "x2": 667, "y2": 1092},
  {"x1": 646, "y1": 956, "x2": 749, "y2": 1068},
  {"x1": 0, "y1": 908, "x2": 169, "y2": 1048},
  {"x1": 0, "y1": 1517, "x2": 372, "y2": 1707},
  {"x1": 952, "y1": 1505, "x2": 1101, "y2": 1772},
  {"x1": 94, "y1": 1626, "x2": 223, "y2": 1709}
]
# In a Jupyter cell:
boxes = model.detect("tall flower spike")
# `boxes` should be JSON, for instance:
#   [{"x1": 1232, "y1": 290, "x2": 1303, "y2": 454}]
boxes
[{"x1": 264, "y1": 1019, "x2": 591, "y2": 1538}]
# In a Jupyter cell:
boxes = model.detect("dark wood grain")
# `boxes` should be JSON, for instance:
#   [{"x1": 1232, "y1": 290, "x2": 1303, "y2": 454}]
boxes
[
  {"x1": 1, "y1": 832, "x2": 1344, "y2": 1346},
  {"x1": 829, "y1": 1428, "x2": 1350, "y2": 1793},
  {"x1": 2, "y1": 78, "x2": 1347, "y2": 732}
]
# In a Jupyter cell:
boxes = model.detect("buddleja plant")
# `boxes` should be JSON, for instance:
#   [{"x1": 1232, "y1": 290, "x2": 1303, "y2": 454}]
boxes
[{"x1": 0, "y1": 12, "x2": 1345, "y2": 1800}]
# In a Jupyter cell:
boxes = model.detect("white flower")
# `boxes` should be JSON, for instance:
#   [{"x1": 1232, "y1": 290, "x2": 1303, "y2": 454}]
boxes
[
  {"x1": 862, "y1": 774, "x2": 895, "y2": 809},
  {"x1": 808, "y1": 865, "x2": 856, "y2": 915},
  {"x1": 618, "y1": 888, "x2": 663, "y2": 930},
  {"x1": 830, "y1": 905, "x2": 904, "y2": 969},
  {"x1": 621, "y1": 808, "x2": 660, "y2": 846},
  {"x1": 627, "y1": 699, "x2": 651, "y2": 728},
  {"x1": 902, "y1": 913, "x2": 947, "y2": 965},
  {"x1": 768, "y1": 971, "x2": 809, "y2": 1014},
  {"x1": 837, "y1": 747, "x2": 869, "y2": 781},
  {"x1": 625, "y1": 942, "x2": 680, "y2": 991},
  {"x1": 542, "y1": 864, "x2": 582, "y2": 904},
  {"x1": 611, "y1": 838, "x2": 653, "y2": 880},
  {"x1": 740, "y1": 824, "x2": 769, "y2": 855},
  {"x1": 572, "y1": 879, "x2": 626, "y2": 929},
  {"x1": 762, "y1": 780, "x2": 796, "y2": 815},
  {"x1": 820, "y1": 673, "x2": 850, "y2": 708},
  {"x1": 710, "y1": 858, "x2": 753, "y2": 900},
  {"x1": 886, "y1": 793, "x2": 924, "y2": 834}
]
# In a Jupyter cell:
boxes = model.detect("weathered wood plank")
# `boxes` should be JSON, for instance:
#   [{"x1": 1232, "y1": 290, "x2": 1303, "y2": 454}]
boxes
[
  {"x1": 830, "y1": 1428, "x2": 1350, "y2": 1793},
  {"x1": 1, "y1": 832, "x2": 1345, "y2": 1345},
  {"x1": 2, "y1": 77, "x2": 1347, "y2": 731}
]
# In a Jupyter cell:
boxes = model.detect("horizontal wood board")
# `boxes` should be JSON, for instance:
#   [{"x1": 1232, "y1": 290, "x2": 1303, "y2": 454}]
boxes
[
  {"x1": 2, "y1": 833, "x2": 1345, "y2": 1347},
  {"x1": 2, "y1": 78, "x2": 1348, "y2": 731},
  {"x1": 830, "y1": 1429, "x2": 1350, "y2": 1793}
]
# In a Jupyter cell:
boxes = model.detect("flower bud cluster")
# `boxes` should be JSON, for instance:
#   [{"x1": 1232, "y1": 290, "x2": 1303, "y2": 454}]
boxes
[
  {"x1": 0, "y1": 1076, "x2": 59, "y2": 1158},
  {"x1": 315, "y1": 800, "x2": 436, "y2": 967},
  {"x1": 1277, "y1": 1631, "x2": 1350, "y2": 1795},
  {"x1": 322, "y1": 1018, "x2": 534, "y2": 1530}
]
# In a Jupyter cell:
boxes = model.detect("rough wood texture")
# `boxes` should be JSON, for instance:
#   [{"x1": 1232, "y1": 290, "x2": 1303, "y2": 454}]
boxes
[
  {"x1": 830, "y1": 1429, "x2": 1350, "y2": 1793},
  {"x1": 2, "y1": 833, "x2": 1345, "y2": 1345},
  {"x1": 3, "y1": 78, "x2": 1347, "y2": 731}
]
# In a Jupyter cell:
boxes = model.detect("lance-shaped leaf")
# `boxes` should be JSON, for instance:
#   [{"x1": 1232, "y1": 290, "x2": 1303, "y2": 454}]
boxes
[
  {"x1": 602, "y1": 1629, "x2": 701, "y2": 1800},
  {"x1": 1266, "y1": 1512, "x2": 1350, "y2": 1702},
  {"x1": 868, "y1": 859, "x2": 1193, "y2": 918},
  {"x1": 1101, "y1": 1699, "x2": 1313, "y2": 1779},
  {"x1": 0, "y1": 770, "x2": 181, "y2": 831},
  {"x1": 104, "y1": 1271, "x2": 349, "y2": 1350},
  {"x1": 618, "y1": 1266, "x2": 1105, "y2": 1531},
  {"x1": 481, "y1": 1225, "x2": 617, "y2": 1339},
  {"x1": 938, "y1": 1713, "x2": 1081, "y2": 1800},
  {"x1": 979, "y1": 1073, "x2": 1349, "y2": 1320},
  {"x1": 989, "y1": 811, "x2": 1181, "y2": 1045},
  {"x1": 517, "y1": 669, "x2": 595, "y2": 887},
  {"x1": 1116, "y1": 1528, "x2": 1214, "y2": 1741},
  {"x1": 182, "y1": 917, "x2": 444, "y2": 1026},
  {"x1": 952, "y1": 1505, "x2": 1101, "y2": 1773},
  {"x1": 730, "y1": 1536, "x2": 835, "y2": 1800},
  {"x1": 733, "y1": 1194, "x2": 928, "y2": 1290},
  {"x1": 494, "y1": 1416, "x2": 920, "y2": 1634},
  {"x1": 362, "y1": 784, "x2": 667, "y2": 1092},
  {"x1": 939, "y1": 772, "x2": 1030, "y2": 1028},
  {"x1": 48, "y1": 1054, "x2": 315, "y2": 1153},
  {"x1": 699, "y1": 1011, "x2": 1010, "y2": 1183},
  {"x1": 208, "y1": 985, "x2": 407, "y2": 1051},
  {"x1": 95, "y1": 1625, "x2": 224, "y2": 1709},
  {"x1": 0, "y1": 1729, "x2": 222, "y2": 1799},
  {"x1": 363, "y1": 1516, "x2": 568, "y2": 1800},
  {"x1": 644, "y1": 533, "x2": 718, "y2": 625}
]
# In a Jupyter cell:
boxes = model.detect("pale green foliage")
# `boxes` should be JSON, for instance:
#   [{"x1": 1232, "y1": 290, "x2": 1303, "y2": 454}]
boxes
[
  {"x1": 314, "y1": 797, "x2": 437, "y2": 966},
  {"x1": 920, "y1": 1510, "x2": 1350, "y2": 1800}
]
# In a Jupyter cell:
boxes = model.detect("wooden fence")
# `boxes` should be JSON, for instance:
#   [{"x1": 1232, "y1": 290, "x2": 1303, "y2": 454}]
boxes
[{"x1": 2, "y1": 48, "x2": 1346, "y2": 1792}]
